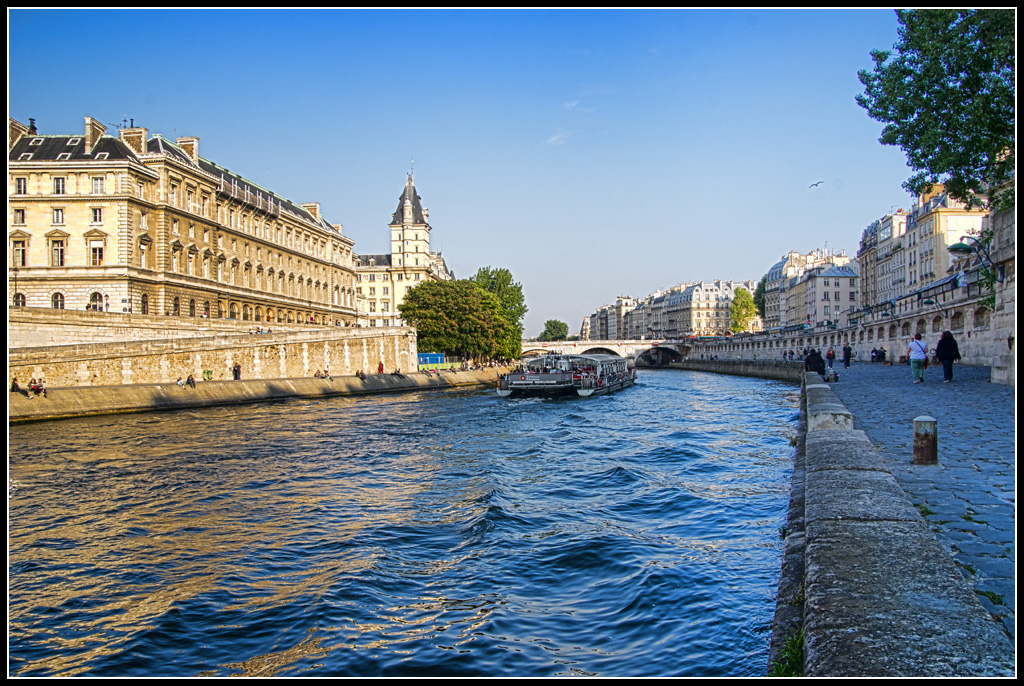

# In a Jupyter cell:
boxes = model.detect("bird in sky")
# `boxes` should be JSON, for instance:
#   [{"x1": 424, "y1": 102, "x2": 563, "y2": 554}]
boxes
[{"x1": 809, "y1": 181, "x2": 824, "y2": 188}]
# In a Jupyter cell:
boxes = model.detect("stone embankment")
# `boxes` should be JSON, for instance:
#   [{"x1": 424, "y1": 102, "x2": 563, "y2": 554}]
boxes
[
  {"x1": 769, "y1": 371, "x2": 1013, "y2": 676},
  {"x1": 668, "y1": 358, "x2": 804, "y2": 383},
  {"x1": 9, "y1": 368, "x2": 508, "y2": 423}
]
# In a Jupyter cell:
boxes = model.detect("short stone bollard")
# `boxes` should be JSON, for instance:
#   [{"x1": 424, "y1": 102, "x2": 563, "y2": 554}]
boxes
[{"x1": 913, "y1": 415, "x2": 938, "y2": 465}]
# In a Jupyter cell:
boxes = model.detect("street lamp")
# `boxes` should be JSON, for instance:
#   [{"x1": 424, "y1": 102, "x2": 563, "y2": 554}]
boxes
[{"x1": 948, "y1": 235, "x2": 1005, "y2": 283}]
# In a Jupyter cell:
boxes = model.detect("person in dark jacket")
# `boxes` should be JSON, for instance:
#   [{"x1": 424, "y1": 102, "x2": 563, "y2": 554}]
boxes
[
  {"x1": 804, "y1": 349, "x2": 826, "y2": 376},
  {"x1": 935, "y1": 330, "x2": 962, "y2": 383}
]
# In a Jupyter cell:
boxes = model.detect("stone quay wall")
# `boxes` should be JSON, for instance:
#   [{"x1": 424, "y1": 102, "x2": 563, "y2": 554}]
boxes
[
  {"x1": 9, "y1": 368, "x2": 507, "y2": 423},
  {"x1": 668, "y1": 359, "x2": 803, "y2": 383},
  {"x1": 9, "y1": 326, "x2": 419, "y2": 389},
  {"x1": 768, "y1": 372, "x2": 1013, "y2": 676},
  {"x1": 9, "y1": 307, "x2": 345, "y2": 348}
]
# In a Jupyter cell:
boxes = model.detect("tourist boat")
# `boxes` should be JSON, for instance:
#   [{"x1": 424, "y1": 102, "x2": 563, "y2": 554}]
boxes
[{"x1": 497, "y1": 353, "x2": 637, "y2": 398}]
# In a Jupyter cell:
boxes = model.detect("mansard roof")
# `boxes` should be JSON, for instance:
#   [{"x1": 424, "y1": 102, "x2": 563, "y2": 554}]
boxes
[
  {"x1": 355, "y1": 254, "x2": 392, "y2": 268},
  {"x1": 10, "y1": 134, "x2": 141, "y2": 163},
  {"x1": 390, "y1": 174, "x2": 428, "y2": 226}
]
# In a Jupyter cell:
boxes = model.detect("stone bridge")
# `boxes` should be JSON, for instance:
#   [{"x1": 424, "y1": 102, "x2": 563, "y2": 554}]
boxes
[{"x1": 521, "y1": 339, "x2": 691, "y2": 365}]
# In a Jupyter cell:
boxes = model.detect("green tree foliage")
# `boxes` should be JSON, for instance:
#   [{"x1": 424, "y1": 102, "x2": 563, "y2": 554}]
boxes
[
  {"x1": 753, "y1": 275, "x2": 767, "y2": 319},
  {"x1": 730, "y1": 288, "x2": 757, "y2": 334},
  {"x1": 857, "y1": 10, "x2": 1015, "y2": 210},
  {"x1": 537, "y1": 319, "x2": 569, "y2": 341},
  {"x1": 470, "y1": 266, "x2": 528, "y2": 357},
  {"x1": 398, "y1": 280, "x2": 517, "y2": 361}
]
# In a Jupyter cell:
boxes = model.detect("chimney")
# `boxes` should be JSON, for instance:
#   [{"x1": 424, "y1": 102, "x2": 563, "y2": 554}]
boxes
[
  {"x1": 119, "y1": 126, "x2": 149, "y2": 155},
  {"x1": 301, "y1": 203, "x2": 321, "y2": 220},
  {"x1": 176, "y1": 136, "x2": 199, "y2": 163},
  {"x1": 9, "y1": 117, "x2": 30, "y2": 150},
  {"x1": 83, "y1": 116, "x2": 107, "y2": 155}
]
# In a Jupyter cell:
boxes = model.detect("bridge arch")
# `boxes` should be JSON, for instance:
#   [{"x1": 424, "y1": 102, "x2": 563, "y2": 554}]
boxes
[{"x1": 634, "y1": 345, "x2": 684, "y2": 366}]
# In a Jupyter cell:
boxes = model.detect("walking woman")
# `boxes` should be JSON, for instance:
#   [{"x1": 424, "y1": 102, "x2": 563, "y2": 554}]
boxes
[
  {"x1": 935, "y1": 330, "x2": 962, "y2": 383},
  {"x1": 907, "y1": 333, "x2": 929, "y2": 383}
]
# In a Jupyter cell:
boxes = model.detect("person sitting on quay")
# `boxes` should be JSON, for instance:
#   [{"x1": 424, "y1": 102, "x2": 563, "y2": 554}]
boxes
[
  {"x1": 32, "y1": 379, "x2": 48, "y2": 398},
  {"x1": 11, "y1": 378, "x2": 31, "y2": 398},
  {"x1": 804, "y1": 349, "x2": 826, "y2": 376},
  {"x1": 186, "y1": 374, "x2": 196, "y2": 389},
  {"x1": 314, "y1": 370, "x2": 322, "y2": 378},
  {"x1": 177, "y1": 377, "x2": 186, "y2": 389}
]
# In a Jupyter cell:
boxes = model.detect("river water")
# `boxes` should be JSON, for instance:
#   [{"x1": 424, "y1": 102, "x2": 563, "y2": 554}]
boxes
[{"x1": 8, "y1": 369, "x2": 799, "y2": 677}]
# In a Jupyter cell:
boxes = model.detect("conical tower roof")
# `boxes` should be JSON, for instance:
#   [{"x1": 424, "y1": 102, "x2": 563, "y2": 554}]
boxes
[{"x1": 390, "y1": 173, "x2": 428, "y2": 226}]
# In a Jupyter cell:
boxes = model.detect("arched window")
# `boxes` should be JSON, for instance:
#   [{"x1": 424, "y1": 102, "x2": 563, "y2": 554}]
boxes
[
  {"x1": 173, "y1": 297, "x2": 180, "y2": 316},
  {"x1": 931, "y1": 316, "x2": 942, "y2": 333},
  {"x1": 90, "y1": 292, "x2": 104, "y2": 311},
  {"x1": 52, "y1": 293, "x2": 65, "y2": 309},
  {"x1": 141, "y1": 294, "x2": 149, "y2": 315},
  {"x1": 974, "y1": 307, "x2": 991, "y2": 327},
  {"x1": 189, "y1": 299, "x2": 196, "y2": 317},
  {"x1": 950, "y1": 311, "x2": 964, "y2": 330},
  {"x1": 14, "y1": 293, "x2": 26, "y2": 307}
]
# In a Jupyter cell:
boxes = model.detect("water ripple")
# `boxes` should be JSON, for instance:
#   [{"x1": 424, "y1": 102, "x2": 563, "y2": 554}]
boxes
[{"x1": 9, "y1": 370, "x2": 797, "y2": 677}]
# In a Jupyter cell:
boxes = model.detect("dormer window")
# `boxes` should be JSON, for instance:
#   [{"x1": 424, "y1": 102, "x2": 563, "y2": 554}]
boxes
[
  {"x1": 30, "y1": 137, "x2": 43, "y2": 146},
  {"x1": 57, "y1": 153, "x2": 71, "y2": 161},
  {"x1": 67, "y1": 138, "x2": 80, "y2": 145}
]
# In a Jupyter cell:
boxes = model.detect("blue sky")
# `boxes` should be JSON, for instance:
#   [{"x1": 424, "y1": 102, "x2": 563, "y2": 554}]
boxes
[{"x1": 9, "y1": 9, "x2": 918, "y2": 336}]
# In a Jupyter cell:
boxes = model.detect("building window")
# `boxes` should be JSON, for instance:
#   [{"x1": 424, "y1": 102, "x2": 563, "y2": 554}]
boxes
[
  {"x1": 14, "y1": 293, "x2": 26, "y2": 307},
  {"x1": 13, "y1": 240, "x2": 27, "y2": 266},
  {"x1": 91, "y1": 244, "x2": 104, "y2": 266},
  {"x1": 15, "y1": 178, "x2": 27, "y2": 194},
  {"x1": 89, "y1": 292, "x2": 104, "y2": 311},
  {"x1": 91, "y1": 208, "x2": 103, "y2": 223},
  {"x1": 53, "y1": 208, "x2": 64, "y2": 224},
  {"x1": 92, "y1": 177, "x2": 105, "y2": 194},
  {"x1": 52, "y1": 293, "x2": 65, "y2": 309},
  {"x1": 51, "y1": 240, "x2": 65, "y2": 266},
  {"x1": 140, "y1": 294, "x2": 149, "y2": 315},
  {"x1": 14, "y1": 209, "x2": 26, "y2": 225},
  {"x1": 53, "y1": 178, "x2": 66, "y2": 195}
]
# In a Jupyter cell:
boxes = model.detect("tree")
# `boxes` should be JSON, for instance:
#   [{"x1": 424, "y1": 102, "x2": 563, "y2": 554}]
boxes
[
  {"x1": 398, "y1": 280, "x2": 517, "y2": 361},
  {"x1": 729, "y1": 288, "x2": 757, "y2": 334},
  {"x1": 470, "y1": 267, "x2": 528, "y2": 358},
  {"x1": 857, "y1": 10, "x2": 1015, "y2": 211},
  {"x1": 752, "y1": 275, "x2": 767, "y2": 319},
  {"x1": 538, "y1": 319, "x2": 569, "y2": 341}
]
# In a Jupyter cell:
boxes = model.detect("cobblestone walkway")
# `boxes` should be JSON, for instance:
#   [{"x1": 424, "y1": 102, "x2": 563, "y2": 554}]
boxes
[{"x1": 827, "y1": 361, "x2": 1015, "y2": 639}]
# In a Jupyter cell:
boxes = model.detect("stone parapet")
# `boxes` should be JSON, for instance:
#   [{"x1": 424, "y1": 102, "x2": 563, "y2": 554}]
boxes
[
  {"x1": 778, "y1": 372, "x2": 1014, "y2": 676},
  {"x1": 9, "y1": 326, "x2": 418, "y2": 388}
]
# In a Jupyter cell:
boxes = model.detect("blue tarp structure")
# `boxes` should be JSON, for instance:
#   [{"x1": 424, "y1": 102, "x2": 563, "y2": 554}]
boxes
[{"x1": 418, "y1": 353, "x2": 446, "y2": 367}]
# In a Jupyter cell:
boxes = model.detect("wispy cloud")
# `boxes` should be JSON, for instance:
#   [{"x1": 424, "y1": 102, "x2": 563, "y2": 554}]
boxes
[
  {"x1": 564, "y1": 100, "x2": 594, "y2": 113},
  {"x1": 545, "y1": 129, "x2": 570, "y2": 146}
]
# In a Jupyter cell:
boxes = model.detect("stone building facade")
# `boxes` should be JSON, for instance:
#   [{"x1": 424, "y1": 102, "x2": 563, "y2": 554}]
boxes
[
  {"x1": 9, "y1": 116, "x2": 358, "y2": 325},
  {"x1": 355, "y1": 174, "x2": 454, "y2": 327}
]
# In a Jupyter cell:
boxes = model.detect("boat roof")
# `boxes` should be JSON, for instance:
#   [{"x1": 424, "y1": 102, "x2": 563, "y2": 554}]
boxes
[{"x1": 525, "y1": 353, "x2": 625, "y2": 364}]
